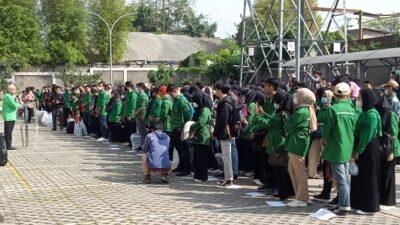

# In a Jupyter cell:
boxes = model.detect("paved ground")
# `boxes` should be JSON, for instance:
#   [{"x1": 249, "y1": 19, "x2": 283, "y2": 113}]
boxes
[{"x1": 0, "y1": 122, "x2": 400, "y2": 224}]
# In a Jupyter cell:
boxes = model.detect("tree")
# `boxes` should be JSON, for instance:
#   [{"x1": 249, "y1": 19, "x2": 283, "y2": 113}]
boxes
[
  {"x1": 148, "y1": 65, "x2": 175, "y2": 85},
  {"x1": 365, "y1": 18, "x2": 400, "y2": 35},
  {"x1": 206, "y1": 40, "x2": 241, "y2": 82},
  {"x1": 41, "y1": 0, "x2": 89, "y2": 65},
  {"x1": 56, "y1": 63, "x2": 101, "y2": 86},
  {"x1": 88, "y1": 0, "x2": 136, "y2": 62},
  {"x1": 133, "y1": 0, "x2": 217, "y2": 37},
  {"x1": 0, "y1": 0, "x2": 47, "y2": 71}
]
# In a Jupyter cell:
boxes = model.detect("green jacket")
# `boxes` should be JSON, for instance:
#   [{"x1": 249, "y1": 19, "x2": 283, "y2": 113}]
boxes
[
  {"x1": 241, "y1": 102, "x2": 257, "y2": 139},
  {"x1": 190, "y1": 107, "x2": 212, "y2": 145},
  {"x1": 123, "y1": 90, "x2": 137, "y2": 118},
  {"x1": 149, "y1": 96, "x2": 162, "y2": 119},
  {"x1": 135, "y1": 91, "x2": 149, "y2": 120},
  {"x1": 322, "y1": 99, "x2": 358, "y2": 163},
  {"x1": 161, "y1": 96, "x2": 172, "y2": 132},
  {"x1": 256, "y1": 111, "x2": 289, "y2": 154},
  {"x1": 284, "y1": 107, "x2": 311, "y2": 157},
  {"x1": 2, "y1": 93, "x2": 21, "y2": 121},
  {"x1": 391, "y1": 112, "x2": 400, "y2": 157},
  {"x1": 64, "y1": 91, "x2": 71, "y2": 109},
  {"x1": 108, "y1": 99, "x2": 122, "y2": 123},
  {"x1": 171, "y1": 94, "x2": 191, "y2": 130},
  {"x1": 96, "y1": 90, "x2": 110, "y2": 116},
  {"x1": 354, "y1": 109, "x2": 381, "y2": 154},
  {"x1": 263, "y1": 97, "x2": 276, "y2": 117},
  {"x1": 82, "y1": 92, "x2": 92, "y2": 113},
  {"x1": 70, "y1": 98, "x2": 79, "y2": 115}
]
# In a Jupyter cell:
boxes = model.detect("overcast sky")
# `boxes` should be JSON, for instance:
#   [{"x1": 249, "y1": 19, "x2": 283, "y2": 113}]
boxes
[{"x1": 194, "y1": 0, "x2": 400, "y2": 38}]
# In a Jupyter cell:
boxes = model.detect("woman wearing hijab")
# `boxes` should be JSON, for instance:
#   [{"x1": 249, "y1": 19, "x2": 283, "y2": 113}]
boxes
[
  {"x1": 190, "y1": 92, "x2": 213, "y2": 182},
  {"x1": 351, "y1": 89, "x2": 382, "y2": 214},
  {"x1": 254, "y1": 90, "x2": 295, "y2": 200},
  {"x1": 107, "y1": 90, "x2": 123, "y2": 142},
  {"x1": 285, "y1": 88, "x2": 317, "y2": 207},
  {"x1": 374, "y1": 90, "x2": 398, "y2": 210}
]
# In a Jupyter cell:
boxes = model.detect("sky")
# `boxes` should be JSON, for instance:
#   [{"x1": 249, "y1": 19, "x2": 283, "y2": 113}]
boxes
[{"x1": 194, "y1": 0, "x2": 400, "y2": 38}]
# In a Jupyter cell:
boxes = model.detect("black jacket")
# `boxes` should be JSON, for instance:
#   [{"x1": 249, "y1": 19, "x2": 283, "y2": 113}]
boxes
[{"x1": 213, "y1": 95, "x2": 235, "y2": 140}]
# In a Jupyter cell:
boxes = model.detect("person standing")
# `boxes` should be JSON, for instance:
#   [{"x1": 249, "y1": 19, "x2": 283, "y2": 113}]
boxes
[
  {"x1": 134, "y1": 83, "x2": 149, "y2": 151},
  {"x1": 123, "y1": 81, "x2": 138, "y2": 145},
  {"x1": 159, "y1": 85, "x2": 172, "y2": 134},
  {"x1": 2, "y1": 84, "x2": 21, "y2": 150},
  {"x1": 190, "y1": 92, "x2": 213, "y2": 182},
  {"x1": 50, "y1": 86, "x2": 64, "y2": 131},
  {"x1": 96, "y1": 82, "x2": 110, "y2": 142},
  {"x1": 107, "y1": 90, "x2": 123, "y2": 142},
  {"x1": 167, "y1": 84, "x2": 192, "y2": 176},
  {"x1": 62, "y1": 85, "x2": 71, "y2": 127},
  {"x1": 82, "y1": 85, "x2": 93, "y2": 133},
  {"x1": 213, "y1": 82, "x2": 236, "y2": 187},
  {"x1": 321, "y1": 82, "x2": 358, "y2": 215}
]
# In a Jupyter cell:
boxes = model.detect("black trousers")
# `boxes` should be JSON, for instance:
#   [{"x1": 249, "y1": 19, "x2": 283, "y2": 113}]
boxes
[
  {"x1": 237, "y1": 139, "x2": 255, "y2": 172},
  {"x1": 170, "y1": 128, "x2": 190, "y2": 173},
  {"x1": 4, "y1": 121, "x2": 15, "y2": 149},
  {"x1": 63, "y1": 108, "x2": 71, "y2": 126},
  {"x1": 271, "y1": 166, "x2": 295, "y2": 200},
  {"x1": 193, "y1": 144, "x2": 211, "y2": 181},
  {"x1": 380, "y1": 156, "x2": 396, "y2": 206},
  {"x1": 320, "y1": 160, "x2": 333, "y2": 198},
  {"x1": 109, "y1": 122, "x2": 122, "y2": 142},
  {"x1": 122, "y1": 120, "x2": 136, "y2": 143}
]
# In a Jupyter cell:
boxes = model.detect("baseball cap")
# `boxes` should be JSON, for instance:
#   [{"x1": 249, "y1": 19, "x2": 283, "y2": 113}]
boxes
[{"x1": 334, "y1": 82, "x2": 351, "y2": 96}]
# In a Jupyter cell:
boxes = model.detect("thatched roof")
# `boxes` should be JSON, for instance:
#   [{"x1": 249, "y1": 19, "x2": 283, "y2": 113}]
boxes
[{"x1": 122, "y1": 32, "x2": 226, "y2": 62}]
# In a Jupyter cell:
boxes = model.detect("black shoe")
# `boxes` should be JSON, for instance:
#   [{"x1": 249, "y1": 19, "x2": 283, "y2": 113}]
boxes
[
  {"x1": 7, "y1": 147, "x2": 17, "y2": 150},
  {"x1": 333, "y1": 209, "x2": 348, "y2": 216},
  {"x1": 51, "y1": 128, "x2": 56, "y2": 131},
  {"x1": 176, "y1": 172, "x2": 190, "y2": 177},
  {"x1": 135, "y1": 147, "x2": 142, "y2": 151},
  {"x1": 313, "y1": 194, "x2": 331, "y2": 203},
  {"x1": 217, "y1": 179, "x2": 233, "y2": 187},
  {"x1": 326, "y1": 197, "x2": 338, "y2": 207},
  {"x1": 233, "y1": 175, "x2": 238, "y2": 180},
  {"x1": 257, "y1": 185, "x2": 270, "y2": 191}
]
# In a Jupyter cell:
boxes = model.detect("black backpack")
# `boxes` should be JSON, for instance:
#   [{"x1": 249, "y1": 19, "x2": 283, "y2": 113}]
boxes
[{"x1": 228, "y1": 104, "x2": 248, "y2": 138}]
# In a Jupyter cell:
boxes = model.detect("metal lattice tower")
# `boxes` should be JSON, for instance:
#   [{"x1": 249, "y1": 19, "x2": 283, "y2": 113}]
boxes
[{"x1": 239, "y1": 0, "x2": 349, "y2": 86}]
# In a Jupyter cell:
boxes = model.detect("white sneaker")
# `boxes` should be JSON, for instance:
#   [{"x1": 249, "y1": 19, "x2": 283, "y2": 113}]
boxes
[
  {"x1": 194, "y1": 179, "x2": 202, "y2": 182},
  {"x1": 287, "y1": 200, "x2": 307, "y2": 207},
  {"x1": 355, "y1": 210, "x2": 368, "y2": 215},
  {"x1": 97, "y1": 138, "x2": 105, "y2": 142},
  {"x1": 380, "y1": 205, "x2": 396, "y2": 211}
]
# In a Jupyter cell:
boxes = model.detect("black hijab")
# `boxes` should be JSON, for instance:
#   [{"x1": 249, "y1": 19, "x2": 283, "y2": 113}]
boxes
[
  {"x1": 192, "y1": 91, "x2": 212, "y2": 121},
  {"x1": 374, "y1": 89, "x2": 391, "y2": 133},
  {"x1": 360, "y1": 88, "x2": 379, "y2": 112},
  {"x1": 106, "y1": 90, "x2": 120, "y2": 113},
  {"x1": 273, "y1": 90, "x2": 295, "y2": 115}
]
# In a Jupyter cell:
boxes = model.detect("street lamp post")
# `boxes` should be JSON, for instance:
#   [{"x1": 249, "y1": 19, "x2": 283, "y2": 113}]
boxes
[{"x1": 84, "y1": 10, "x2": 136, "y2": 84}]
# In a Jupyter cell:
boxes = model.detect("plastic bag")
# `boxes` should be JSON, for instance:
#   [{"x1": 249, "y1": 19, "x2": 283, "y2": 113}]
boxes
[
  {"x1": 130, "y1": 133, "x2": 142, "y2": 151},
  {"x1": 349, "y1": 162, "x2": 359, "y2": 176},
  {"x1": 74, "y1": 121, "x2": 88, "y2": 137},
  {"x1": 171, "y1": 148, "x2": 179, "y2": 170},
  {"x1": 41, "y1": 111, "x2": 53, "y2": 127}
]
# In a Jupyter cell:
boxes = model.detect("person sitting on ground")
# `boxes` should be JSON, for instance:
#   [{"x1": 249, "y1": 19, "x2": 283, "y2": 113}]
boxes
[{"x1": 142, "y1": 119, "x2": 171, "y2": 184}]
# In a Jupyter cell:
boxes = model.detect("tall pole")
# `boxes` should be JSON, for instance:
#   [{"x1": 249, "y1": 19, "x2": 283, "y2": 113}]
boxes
[
  {"x1": 296, "y1": 0, "x2": 302, "y2": 81},
  {"x1": 278, "y1": 0, "x2": 284, "y2": 79},
  {"x1": 84, "y1": 10, "x2": 135, "y2": 84},
  {"x1": 239, "y1": 0, "x2": 247, "y2": 87},
  {"x1": 343, "y1": 0, "x2": 349, "y2": 74}
]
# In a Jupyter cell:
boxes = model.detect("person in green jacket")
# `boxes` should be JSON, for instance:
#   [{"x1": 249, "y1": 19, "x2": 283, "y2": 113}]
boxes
[
  {"x1": 96, "y1": 82, "x2": 110, "y2": 141},
  {"x1": 123, "y1": 81, "x2": 138, "y2": 145},
  {"x1": 148, "y1": 88, "x2": 163, "y2": 121},
  {"x1": 321, "y1": 82, "x2": 357, "y2": 215},
  {"x1": 2, "y1": 84, "x2": 21, "y2": 150},
  {"x1": 351, "y1": 88, "x2": 382, "y2": 214},
  {"x1": 63, "y1": 85, "x2": 71, "y2": 126},
  {"x1": 82, "y1": 85, "x2": 93, "y2": 133},
  {"x1": 167, "y1": 84, "x2": 192, "y2": 176},
  {"x1": 190, "y1": 92, "x2": 213, "y2": 182},
  {"x1": 159, "y1": 85, "x2": 172, "y2": 133},
  {"x1": 285, "y1": 88, "x2": 316, "y2": 207},
  {"x1": 107, "y1": 90, "x2": 123, "y2": 142},
  {"x1": 254, "y1": 90, "x2": 295, "y2": 201},
  {"x1": 134, "y1": 82, "x2": 149, "y2": 150}
]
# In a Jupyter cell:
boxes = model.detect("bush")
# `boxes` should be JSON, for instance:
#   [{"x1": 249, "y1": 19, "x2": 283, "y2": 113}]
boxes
[{"x1": 148, "y1": 65, "x2": 176, "y2": 86}]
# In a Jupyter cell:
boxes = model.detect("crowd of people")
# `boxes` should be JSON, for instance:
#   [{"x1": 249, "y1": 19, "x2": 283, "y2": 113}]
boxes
[{"x1": 3, "y1": 71, "x2": 400, "y2": 216}]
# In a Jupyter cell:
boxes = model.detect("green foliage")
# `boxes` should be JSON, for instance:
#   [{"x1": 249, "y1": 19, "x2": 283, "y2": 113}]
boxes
[
  {"x1": 205, "y1": 40, "x2": 241, "y2": 82},
  {"x1": 0, "y1": 62, "x2": 14, "y2": 91},
  {"x1": 350, "y1": 42, "x2": 382, "y2": 52},
  {"x1": 56, "y1": 63, "x2": 101, "y2": 86},
  {"x1": 133, "y1": 0, "x2": 217, "y2": 37},
  {"x1": 365, "y1": 17, "x2": 400, "y2": 35},
  {"x1": 88, "y1": 0, "x2": 135, "y2": 62},
  {"x1": 0, "y1": 2, "x2": 47, "y2": 71},
  {"x1": 42, "y1": 0, "x2": 89, "y2": 65},
  {"x1": 148, "y1": 65, "x2": 175, "y2": 85},
  {"x1": 176, "y1": 77, "x2": 200, "y2": 86},
  {"x1": 180, "y1": 50, "x2": 209, "y2": 67}
]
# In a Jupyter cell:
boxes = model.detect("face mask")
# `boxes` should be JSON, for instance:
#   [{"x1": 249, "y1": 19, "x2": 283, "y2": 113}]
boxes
[
  {"x1": 356, "y1": 100, "x2": 362, "y2": 108},
  {"x1": 321, "y1": 97, "x2": 329, "y2": 105},
  {"x1": 316, "y1": 84, "x2": 321, "y2": 89},
  {"x1": 273, "y1": 103, "x2": 280, "y2": 109},
  {"x1": 193, "y1": 102, "x2": 199, "y2": 108}
]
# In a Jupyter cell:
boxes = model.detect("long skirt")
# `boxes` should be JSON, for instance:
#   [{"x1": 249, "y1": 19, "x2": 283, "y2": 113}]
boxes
[
  {"x1": 109, "y1": 122, "x2": 122, "y2": 142},
  {"x1": 350, "y1": 137, "x2": 381, "y2": 212},
  {"x1": 380, "y1": 153, "x2": 396, "y2": 206},
  {"x1": 237, "y1": 139, "x2": 255, "y2": 172},
  {"x1": 271, "y1": 166, "x2": 295, "y2": 200},
  {"x1": 193, "y1": 144, "x2": 212, "y2": 181}
]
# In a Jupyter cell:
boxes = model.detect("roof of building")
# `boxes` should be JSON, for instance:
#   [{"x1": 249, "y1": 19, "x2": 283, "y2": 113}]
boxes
[
  {"x1": 121, "y1": 32, "x2": 226, "y2": 63},
  {"x1": 282, "y1": 47, "x2": 400, "y2": 67}
]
